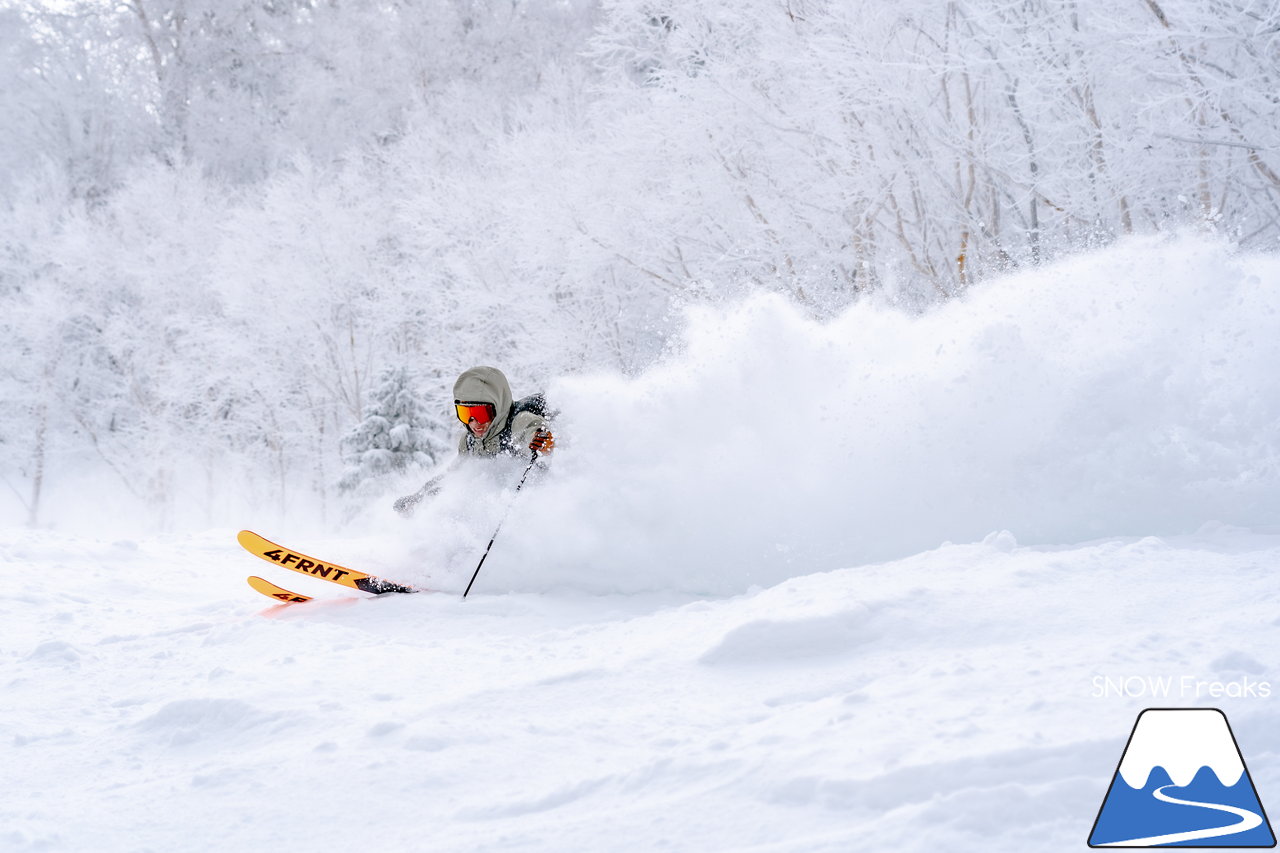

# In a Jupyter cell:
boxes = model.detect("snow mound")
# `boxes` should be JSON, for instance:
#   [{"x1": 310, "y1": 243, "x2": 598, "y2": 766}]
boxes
[
  {"x1": 134, "y1": 698, "x2": 283, "y2": 745},
  {"x1": 699, "y1": 607, "x2": 878, "y2": 665}
]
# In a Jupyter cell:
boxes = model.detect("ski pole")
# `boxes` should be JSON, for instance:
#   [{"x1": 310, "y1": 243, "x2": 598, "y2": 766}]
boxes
[{"x1": 463, "y1": 453, "x2": 539, "y2": 598}]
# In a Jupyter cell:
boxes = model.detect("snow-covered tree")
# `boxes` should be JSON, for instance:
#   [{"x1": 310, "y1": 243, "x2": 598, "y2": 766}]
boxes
[
  {"x1": 5, "y1": 0, "x2": 1280, "y2": 530},
  {"x1": 338, "y1": 367, "x2": 444, "y2": 496}
]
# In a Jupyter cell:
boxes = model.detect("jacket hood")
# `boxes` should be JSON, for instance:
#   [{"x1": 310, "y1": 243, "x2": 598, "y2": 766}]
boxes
[{"x1": 453, "y1": 366, "x2": 513, "y2": 453}]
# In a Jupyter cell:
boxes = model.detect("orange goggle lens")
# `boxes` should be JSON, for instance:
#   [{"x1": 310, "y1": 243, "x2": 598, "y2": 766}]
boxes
[{"x1": 455, "y1": 402, "x2": 496, "y2": 426}]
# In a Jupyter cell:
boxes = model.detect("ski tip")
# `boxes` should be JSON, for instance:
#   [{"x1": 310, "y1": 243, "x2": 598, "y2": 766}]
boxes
[{"x1": 247, "y1": 575, "x2": 313, "y2": 605}]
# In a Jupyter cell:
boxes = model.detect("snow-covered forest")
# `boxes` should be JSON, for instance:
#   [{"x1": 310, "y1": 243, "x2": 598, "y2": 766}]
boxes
[{"x1": 3, "y1": 0, "x2": 1280, "y2": 531}]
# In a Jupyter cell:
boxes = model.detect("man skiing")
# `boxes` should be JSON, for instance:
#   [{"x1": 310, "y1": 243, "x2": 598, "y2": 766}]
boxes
[{"x1": 393, "y1": 366, "x2": 554, "y2": 516}]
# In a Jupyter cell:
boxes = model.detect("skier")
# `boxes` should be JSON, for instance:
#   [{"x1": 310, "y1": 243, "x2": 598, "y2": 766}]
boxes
[{"x1": 393, "y1": 365, "x2": 554, "y2": 516}]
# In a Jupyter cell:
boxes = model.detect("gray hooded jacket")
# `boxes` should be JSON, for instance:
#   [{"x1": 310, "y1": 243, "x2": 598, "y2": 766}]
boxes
[
  {"x1": 392, "y1": 366, "x2": 547, "y2": 515},
  {"x1": 452, "y1": 366, "x2": 545, "y2": 458}
]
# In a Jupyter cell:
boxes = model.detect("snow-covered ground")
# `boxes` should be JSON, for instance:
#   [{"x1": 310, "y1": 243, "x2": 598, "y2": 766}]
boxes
[
  {"x1": 5, "y1": 527, "x2": 1280, "y2": 851},
  {"x1": 5, "y1": 235, "x2": 1280, "y2": 851}
]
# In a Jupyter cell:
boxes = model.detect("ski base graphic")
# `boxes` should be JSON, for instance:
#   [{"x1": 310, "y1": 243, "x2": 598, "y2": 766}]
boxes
[
  {"x1": 237, "y1": 530, "x2": 418, "y2": 595},
  {"x1": 247, "y1": 575, "x2": 313, "y2": 604}
]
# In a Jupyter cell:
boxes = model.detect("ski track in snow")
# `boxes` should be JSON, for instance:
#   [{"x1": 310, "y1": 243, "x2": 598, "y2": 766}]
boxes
[{"x1": 4, "y1": 526, "x2": 1280, "y2": 852}]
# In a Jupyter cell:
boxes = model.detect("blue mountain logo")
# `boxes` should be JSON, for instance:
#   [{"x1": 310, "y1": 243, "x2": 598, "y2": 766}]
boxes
[{"x1": 1089, "y1": 708, "x2": 1275, "y2": 847}]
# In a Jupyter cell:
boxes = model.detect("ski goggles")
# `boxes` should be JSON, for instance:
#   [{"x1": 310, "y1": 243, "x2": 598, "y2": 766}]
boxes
[{"x1": 455, "y1": 401, "x2": 496, "y2": 426}]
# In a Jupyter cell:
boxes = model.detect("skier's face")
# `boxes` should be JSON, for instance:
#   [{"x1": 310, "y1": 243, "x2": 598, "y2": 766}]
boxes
[{"x1": 455, "y1": 401, "x2": 496, "y2": 438}]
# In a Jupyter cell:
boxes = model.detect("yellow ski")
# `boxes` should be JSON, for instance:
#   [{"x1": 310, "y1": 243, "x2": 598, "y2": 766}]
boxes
[
  {"x1": 247, "y1": 575, "x2": 313, "y2": 604},
  {"x1": 236, "y1": 530, "x2": 419, "y2": 594}
]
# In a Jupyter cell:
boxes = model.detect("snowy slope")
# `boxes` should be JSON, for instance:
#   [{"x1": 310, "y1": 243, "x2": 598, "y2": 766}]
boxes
[
  {"x1": 4, "y1": 527, "x2": 1280, "y2": 852},
  {"x1": 5, "y1": 235, "x2": 1280, "y2": 851}
]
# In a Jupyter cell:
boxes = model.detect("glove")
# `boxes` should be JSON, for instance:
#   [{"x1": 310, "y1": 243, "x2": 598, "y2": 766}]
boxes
[
  {"x1": 392, "y1": 492, "x2": 422, "y2": 517},
  {"x1": 394, "y1": 478, "x2": 444, "y2": 516},
  {"x1": 529, "y1": 428, "x2": 555, "y2": 454}
]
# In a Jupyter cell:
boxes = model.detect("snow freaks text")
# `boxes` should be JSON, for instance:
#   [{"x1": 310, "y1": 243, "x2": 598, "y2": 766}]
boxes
[{"x1": 1092, "y1": 676, "x2": 1272, "y2": 700}]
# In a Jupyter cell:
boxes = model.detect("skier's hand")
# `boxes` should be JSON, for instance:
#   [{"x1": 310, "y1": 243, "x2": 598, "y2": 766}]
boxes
[
  {"x1": 394, "y1": 477, "x2": 444, "y2": 516},
  {"x1": 393, "y1": 493, "x2": 421, "y2": 517},
  {"x1": 530, "y1": 429, "x2": 555, "y2": 455}
]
